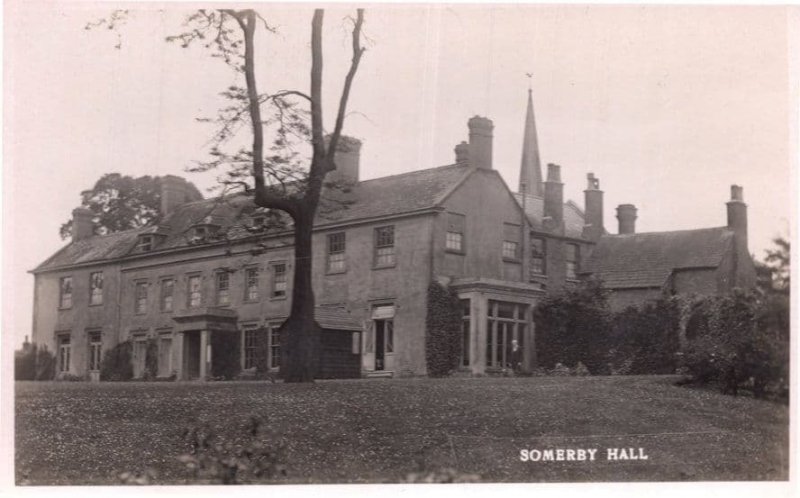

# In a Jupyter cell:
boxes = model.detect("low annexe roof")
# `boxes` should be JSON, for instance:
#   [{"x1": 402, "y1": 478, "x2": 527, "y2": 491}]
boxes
[
  {"x1": 581, "y1": 227, "x2": 735, "y2": 289},
  {"x1": 33, "y1": 163, "x2": 480, "y2": 273}
]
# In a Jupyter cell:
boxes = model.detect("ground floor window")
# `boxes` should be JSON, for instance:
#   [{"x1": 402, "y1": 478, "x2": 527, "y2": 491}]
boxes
[
  {"x1": 87, "y1": 331, "x2": 102, "y2": 371},
  {"x1": 461, "y1": 299, "x2": 471, "y2": 367},
  {"x1": 486, "y1": 300, "x2": 528, "y2": 369},
  {"x1": 242, "y1": 325, "x2": 258, "y2": 370},
  {"x1": 132, "y1": 336, "x2": 148, "y2": 378},
  {"x1": 58, "y1": 334, "x2": 71, "y2": 373},
  {"x1": 269, "y1": 326, "x2": 281, "y2": 369},
  {"x1": 158, "y1": 334, "x2": 172, "y2": 377}
]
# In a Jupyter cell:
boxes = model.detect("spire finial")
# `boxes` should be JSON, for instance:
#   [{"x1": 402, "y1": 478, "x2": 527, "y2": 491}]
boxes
[{"x1": 525, "y1": 72, "x2": 533, "y2": 92}]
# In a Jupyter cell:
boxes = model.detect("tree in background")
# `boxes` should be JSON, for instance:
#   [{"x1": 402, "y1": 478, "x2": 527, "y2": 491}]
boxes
[
  {"x1": 91, "y1": 8, "x2": 366, "y2": 382},
  {"x1": 59, "y1": 173, "x2": 203, "y2": 239}
]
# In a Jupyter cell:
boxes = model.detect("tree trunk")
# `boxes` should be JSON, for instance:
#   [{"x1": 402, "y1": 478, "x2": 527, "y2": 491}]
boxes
[{"x1": 280, "y1": 207, "x2": 320, "y2": 382}]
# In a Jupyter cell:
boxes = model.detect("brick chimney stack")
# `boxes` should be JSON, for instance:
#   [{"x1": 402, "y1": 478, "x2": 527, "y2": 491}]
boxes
[
  {"x1": 543, "y1": 163, "x2": 564, "y2": 232},
  {"x1": 71, "y1": 207, "x2": 94, "y2": 242},
  {"x1": 326, "y1": 135, "x2": 362, "y2": 183},
  {"x1": 468, "y1": 116, "x2": 494, "y2": 169},
  {"x1": 727, "y1": 185, "x2": 748, "y2": 252},
  {"x1": 454, "y1": 141, "x2": 469, "y2": 164},
  {"x1": 160, "y1": 175, "x2": 188, "y2": 218},
  {"x1": 616, "y1": 204, "x2": 637, "y2": 234},
  {"x1": 582, "y1": 172, "x2": 604, "y2": 241}
]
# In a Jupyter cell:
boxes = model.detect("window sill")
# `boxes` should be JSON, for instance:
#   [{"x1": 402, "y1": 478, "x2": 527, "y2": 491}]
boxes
[
  {"x1": 372, "y1": 264, "x2": 397, "y2": 270},
  {"x1": 445, "y1": 249, "x2": 465, "y2": 255},
  {"x1": 326, "y1": 269, "x2": 347, "y2": 276},
  {"x1": 160, "y1": 309, "x2": 174, "y2": 314},
  {"x1": 89, "y1": 303, "x2": 103, "y2": 307},
  {"x1": 58, "y1": 307, "x2": 73, "y2": 311},
  {"x1": 502, "y1": 258, "x2": 521, "y2": 264},
  {"x1": 270, "y1": 295, "x2": 287, "y2": 301},
  {"x1": 243, "y1": 299, "x2": 260, "y2": 304}
]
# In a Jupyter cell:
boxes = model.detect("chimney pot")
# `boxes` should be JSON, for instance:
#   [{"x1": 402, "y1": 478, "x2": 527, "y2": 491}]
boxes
[
  {"x1": 730, "y1": 184, "x2": 744, "y2": 202},
  {"x1": 454, "y1": 141, "x2": 469, "y2": 164},
  {"x1": 467, "y1": 116, "x2": 494, "y2": 169},
  {"x1": 616, "y1": 204, "x2": 637, "y2": 234},
  {"x1": 546, "y1": 163, "x2": 562, "y2": 183},
  {"x1": 71, "y1": 207, "x2": 94, "y2": 242}
]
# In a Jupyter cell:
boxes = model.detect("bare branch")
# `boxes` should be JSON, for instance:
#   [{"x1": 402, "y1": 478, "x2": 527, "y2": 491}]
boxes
[{"x1": 325, "y1": 9, "x2": 366, "y2": 170}]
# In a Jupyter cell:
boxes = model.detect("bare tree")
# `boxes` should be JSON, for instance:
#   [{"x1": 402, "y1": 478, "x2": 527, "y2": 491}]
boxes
[{"x1": 92, "y1": 8, "x2": 366, "y2": 382}]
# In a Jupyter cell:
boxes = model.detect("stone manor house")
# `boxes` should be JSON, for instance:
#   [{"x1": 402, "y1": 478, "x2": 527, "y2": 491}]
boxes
[{"x1": 31, "y1": 90, "x2": 756, "y2": 380}]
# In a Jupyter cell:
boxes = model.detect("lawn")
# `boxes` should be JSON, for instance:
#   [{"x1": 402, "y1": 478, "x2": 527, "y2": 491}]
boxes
[{"x1": 15, "y1": 376, "x2": 789, "y2": 485}]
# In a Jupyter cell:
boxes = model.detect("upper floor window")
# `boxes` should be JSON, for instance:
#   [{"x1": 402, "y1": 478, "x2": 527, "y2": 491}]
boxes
[
  {"x1": 327, "y1": 232, "x2": 346, "y2": 273},
  {"x1": 59, "y1": 276, "x2": 73, "y2": 309},
  {"x1": 188, "y1": 275, "x2": 202, "y2": 309},
  {"x1": 134, "y1": 282, "x2": 148, "y2": 314},
  {"x1": 245, "y1": 268, "x2": 259, "y2": 302},
  {"x1": 216, "y1": 271, "x2": 231, "y2": 306},
  {"x1": 374, "y1": 226, "x2": 396, "y2": 267},
  {"x1": 530, "y1": 236, "x2": 546, "y2": 277},
  {"x1": 446, "y1": 213, "x2": 465, "y2": 253},
  {"x1": 502, "y1": 223, "x2": 520, "y2": 261},
  {"x1": 89, "y1": 272, "x2": 103, "y2": 306},
  {"x1": 271, "y1": 263, "x2": 287, "y2": 299},
  {"x1": 160, "y1": 279, "x2": 175, "y2": 312},
  {"x1": 566, "y1": 243, "x2": 580, "y2": 279}
]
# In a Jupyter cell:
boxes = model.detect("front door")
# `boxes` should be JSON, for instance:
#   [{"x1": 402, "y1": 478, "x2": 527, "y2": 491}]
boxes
[
  {"x1": 375, "y1": 321, "x2": 385, "y2": 370},
  {"x1": 184, "y1": 332, "x2": 200, "y2": 379}
]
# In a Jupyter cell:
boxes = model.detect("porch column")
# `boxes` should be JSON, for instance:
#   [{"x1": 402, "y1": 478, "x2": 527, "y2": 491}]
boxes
[
  {"x1": 473, "y1": 295, "x2": 489, "y2": 375},
  {"x1": 175, "y1": 332, "x2": 185, "y2": 380},
  {"x1": 524, "y1": 303, "x2": 537, "y2": 371},
  {"x1": 199, "y1": 329, "x2": 210, "y2": 380}
]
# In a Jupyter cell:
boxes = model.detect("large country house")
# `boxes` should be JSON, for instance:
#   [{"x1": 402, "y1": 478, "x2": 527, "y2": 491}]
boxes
[{"x1": 30, "y1": 91, "x2": 756, "y2": 380}]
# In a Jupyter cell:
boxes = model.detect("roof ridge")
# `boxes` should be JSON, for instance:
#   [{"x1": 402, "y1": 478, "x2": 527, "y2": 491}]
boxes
[
  {"x1": 601, "y1": 226, "x2": 731, "y2": 238},
  {"x1": 358, "y1": 162, "x2": 464, "y2": 184}
]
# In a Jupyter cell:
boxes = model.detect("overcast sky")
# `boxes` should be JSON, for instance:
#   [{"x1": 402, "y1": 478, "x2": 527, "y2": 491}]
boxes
[{"x1": 4, "y1": 2, "x2": 795, "y2": 346}]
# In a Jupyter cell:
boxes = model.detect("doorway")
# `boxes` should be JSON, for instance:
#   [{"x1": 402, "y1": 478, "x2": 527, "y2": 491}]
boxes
[{"x1": 184, "y1": 331, "x2": 200, "y2": 379}]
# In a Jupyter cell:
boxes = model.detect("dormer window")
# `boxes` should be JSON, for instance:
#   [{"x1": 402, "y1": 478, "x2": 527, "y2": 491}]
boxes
[
  {"x1": 189, "y1": 219, "x2": 220, "y2": 243},
  {"x1": 137, "y1": 235, "x2": 154, "y2": 252}
]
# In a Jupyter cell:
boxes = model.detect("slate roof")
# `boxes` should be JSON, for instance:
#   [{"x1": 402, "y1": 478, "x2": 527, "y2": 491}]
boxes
[
  {"x1": 582, "y1": 227, "x2": 734, "y2": 289},
  {"x1": 514, "y1": 193, "x2": 588, "y2": 240},
  {"x1": 33, "y1": 163, "x2": 474, "y2": 272}
]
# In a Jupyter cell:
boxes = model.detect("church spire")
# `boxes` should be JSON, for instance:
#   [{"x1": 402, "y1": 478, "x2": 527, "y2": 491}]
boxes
[{"x1": 519, "y1": 87, "x2": 543, "y2": 196}]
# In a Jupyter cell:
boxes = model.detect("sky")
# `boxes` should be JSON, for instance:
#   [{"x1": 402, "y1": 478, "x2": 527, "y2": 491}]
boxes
[{"x1": 3, "y1": 2, "x2": 796, "y2": 347}]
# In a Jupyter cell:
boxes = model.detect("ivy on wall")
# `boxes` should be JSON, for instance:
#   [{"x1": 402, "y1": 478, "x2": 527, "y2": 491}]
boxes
[
  {"x1": 425, "y1": 281, "x2": 462, "y2": 377},
  {"x1": 211, "y1": 332, "x2": 241, "y2": 380}
]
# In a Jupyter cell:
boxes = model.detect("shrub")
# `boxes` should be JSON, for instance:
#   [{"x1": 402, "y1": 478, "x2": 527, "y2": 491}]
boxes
[
  {"x1": 211, "y1": 332, "x2": 241, "y2": 380},
  {"x1": 425, "y1": 281, "x2": 462, "y2": 377},
  {"x1": 100, "y1": 341, "x2": 134, "y2": 381},
  {"x1": 608, "y1": 297, "x2": 681, "y2": 374},
  {"x1": 534, "y1": 279, "x2": 612, "y2": 374},
  {"x1": 178, "y1": 416, "x2": 286, "y2": 484},
  {"x1": 15, "y1": 343, "x2": 56, "y2": 381},
  {"x1": 682, "y1": 290, "x2": 788, "y2": 399}
]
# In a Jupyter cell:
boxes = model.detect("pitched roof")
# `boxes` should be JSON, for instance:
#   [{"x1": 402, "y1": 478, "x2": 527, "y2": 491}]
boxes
[
  {"x1": 583, "y1": 227, "x2": 735, "y2": 289},
  {"x1": 514, "y1": 193, "x2": 587, "y2": 240},
  {"x1": 33, "y1": 163, "x2": 474, "y2": 272}
]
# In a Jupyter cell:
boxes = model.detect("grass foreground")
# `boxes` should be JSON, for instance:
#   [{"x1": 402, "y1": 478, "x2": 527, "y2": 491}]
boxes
[{"x1": 15, "y1": 375, "x2": 788, "y2": 484}]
